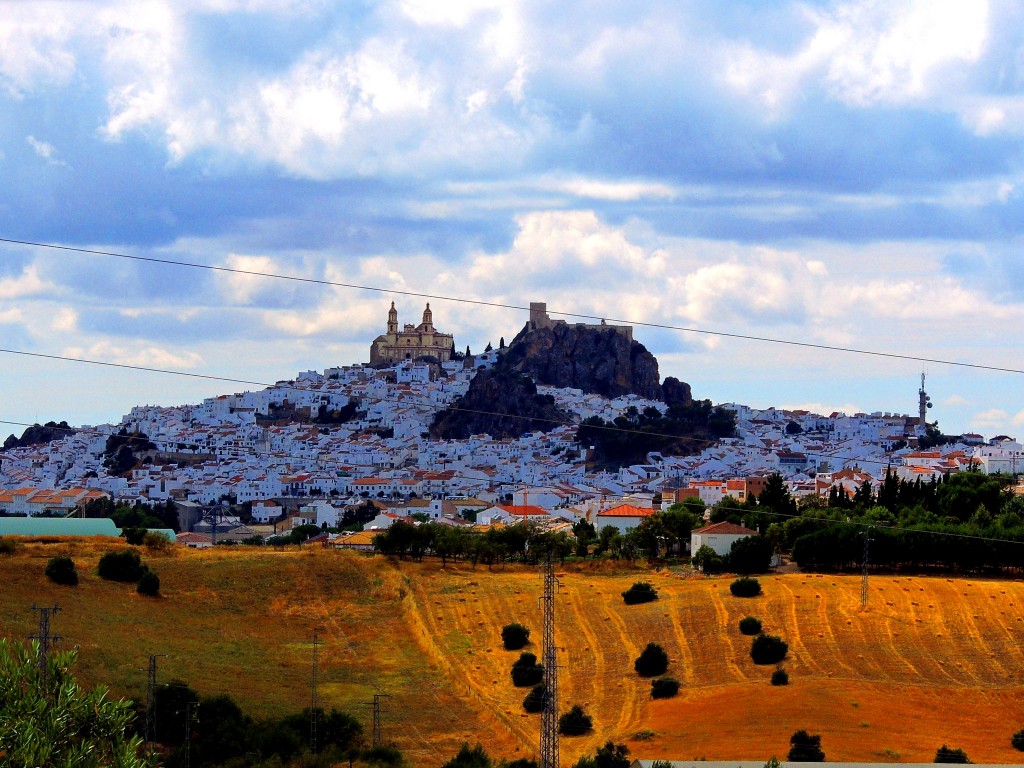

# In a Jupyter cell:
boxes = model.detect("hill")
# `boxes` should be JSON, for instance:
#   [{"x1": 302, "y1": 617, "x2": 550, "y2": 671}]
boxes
[{"x1": 3, "y1": 541, "x2": 1024, "y2": 765}]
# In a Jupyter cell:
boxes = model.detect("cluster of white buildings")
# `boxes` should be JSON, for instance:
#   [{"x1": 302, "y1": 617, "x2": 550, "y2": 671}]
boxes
[{"x1": 1, "y1": 359, "x2": 1019, "y2": 529}]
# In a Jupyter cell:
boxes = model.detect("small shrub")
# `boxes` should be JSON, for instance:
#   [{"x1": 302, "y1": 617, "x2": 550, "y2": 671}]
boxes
[
  {"x1": 771, "y1": 667, "x2": 789, "y2": 686},
  {"x1": 0, "y1": 538, "x2": 16, "y2": 556},
  {"x1": 692, "y1": 544, "x2": 724, "y2": 573},
  {"x1": 621, "y1": 582, "x2": 658, "y2": 605},
  {"x1": 522, "y1": 684, "x2": 546, "y2": 713},
  {"x1": 511, "y1": 652, "x2": 544, "y2": 687},
  {"x1": 502, "y1": 623, "x2": 530, "y2": 650},
  {"x1": 98, "y1": 549, "x2": 145, "y2": 582},
  {"x1": 45, "y1": 556, "x2": 78, "y2": 586},
  {"x1": 788, "y1": 730, "x2": 825, "y2": 762},
  {"x1": 122, "y1": 527, "x2": 147, "y2": 545},
  {"x1": 634, "y1": 643, "x2": 669, "y2": 677},
  {"x1": 738, "y1": 616, "x2": 762, "y2": 635},
  {"x1": 751, "y1": 634, "x2": 788, "y2": 665},
  {"x1": 730, "y1": 576, "x2": 762, "y2": 597},
  {"x1": 650, "y1": 677, "x2": 680, "y2": 699},
  {"x1": 934, "y1": 745, "x2": 971, "y2": 763},
  {"x1": 558, "y1": 705, "x2": 593, "y2": 736},
  {"x1": 1012, "y1": 729, "x2": 1024, "y2": 751},
  {"x1": 137, "y1": 569, "x2": 160, "y2": 596},
  {"x1": 143, "y1": 531, "x2": 172, "y2": 551}
]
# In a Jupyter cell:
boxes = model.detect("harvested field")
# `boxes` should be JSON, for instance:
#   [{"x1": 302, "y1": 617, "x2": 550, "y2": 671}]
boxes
[{"x1": 2, "y1": 541, "x2": 1024, "y2": 765}]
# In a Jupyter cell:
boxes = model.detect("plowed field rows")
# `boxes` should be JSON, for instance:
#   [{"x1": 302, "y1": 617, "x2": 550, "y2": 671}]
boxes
[{"x1": 3, "y1": 542, "x2": 1024, "y2": 764}]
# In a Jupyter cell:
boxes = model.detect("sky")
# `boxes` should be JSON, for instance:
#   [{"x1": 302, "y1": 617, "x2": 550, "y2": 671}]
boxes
[{"x1": 1, "y1": 0, "x2": 1024, "y2": 439}]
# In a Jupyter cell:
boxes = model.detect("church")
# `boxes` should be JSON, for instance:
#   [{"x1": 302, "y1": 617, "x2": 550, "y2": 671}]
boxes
[{"x1": 369, "y1": 302, "x2": 455, "y2": 365}]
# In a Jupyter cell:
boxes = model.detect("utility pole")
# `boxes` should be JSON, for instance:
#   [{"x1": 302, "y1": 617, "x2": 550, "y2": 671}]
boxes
[
  {"x1": 310, "y1": 629, "x2": 322, "y2": 753},
  {"x1": 539, "y1": 552, "x2": 559, "y2": 768},
  {"x1": 861, "y1": 527, "x2": 872, "y2": 609},
  {"x1": 183, "y1": 701, "x2": 199, "y2": 768},
  {"x1": 143, "y1": 654, "x2": 167, "y2": 757},
  {"x1": 29, "y1": 604, "x2": 61, "y2": 678}
]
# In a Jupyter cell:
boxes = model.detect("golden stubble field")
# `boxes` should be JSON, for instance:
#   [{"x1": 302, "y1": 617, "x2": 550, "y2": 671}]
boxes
[{"x1": 3, "y1": 539, "x2": 1024, "y2": 765}]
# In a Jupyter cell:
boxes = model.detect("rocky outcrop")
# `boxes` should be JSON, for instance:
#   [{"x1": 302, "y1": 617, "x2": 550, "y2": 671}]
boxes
[
  {"x1": 662, "y1": 376, "x2": 693, "y2": 408},
  {"x1": 3, "y1": 421, "x2": 74, "y2": 450},
  {"x1": 501, "y1": 322, "x2": 663, "y2": 400},
  {"x1": 430, "y1": 368, "x2": 570, "y2": 440}
]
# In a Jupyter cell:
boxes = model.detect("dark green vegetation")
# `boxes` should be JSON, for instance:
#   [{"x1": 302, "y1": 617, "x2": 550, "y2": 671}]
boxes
[
  {"x1": 97, "y1": 549, "x2": 145, "y2": 582},
  {"x1": 83, "y1": 497, "x2": 180, "y2": 532},
  {"x1": 136, "y1": 569, "x2": 160, "y2": 596},
  {"x1": 1013, "y1": 728, "x2": 1024, "y2": 750},
  {"x1": 633, "y1": 643, "x2": 669, "y2": 677},
  {"x1": 738, "y1": 616, "x2": 762, "y2": 635},
  {"x1": 510, "y1": 652, "x2": 544, "y2": 687},
  {"x1": 576, "y1": 400, "x2": 735, "y2": 467},
  {"x1": 558, "y1": 705, "x2": 593, "y2": 736},
  {"x1": 934, "y1": 745, "x2": 972, "y2": 763},
  {"x1": 501, "y1": 622, "x2": 530, "y2": 650},
  {"x1": 788, "y1": 730, "x2": 826, "y2": 761},
  {"x1": 771, "y1": 668, "x2": 789, "y2": 686},
  {"x1": 730, "y1": 577, "x2": 762, "y2": 597},
  {"x1": 45, "y1": 555, "x2": 78, "y2": 585},
  {"x1": 751, "y1": 635, "x2": 789, "y2": 665},
  {"x1": 0, "y1": 639, "x2": 146, "y2": 768},
  {"x1": 571, "y1": 741, "x2": 631, "y2": 768},
  {"x1": 522, "y1": 684, "x2": 546, "y2": 713},
  {"x1": 787, "y1": 470, "x2": 1024, "y2": 575},
  {"x1": 650, "y1": 677, "x2": 680, "y2": 699},
  {"x1": 621, "y1": 581, "x2": 658, "y2": 604}
]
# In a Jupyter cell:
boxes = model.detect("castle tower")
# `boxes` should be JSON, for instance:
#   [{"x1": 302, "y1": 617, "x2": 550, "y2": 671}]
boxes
[
  {"x1": 387, "y1": 302, "x2": 398, "y2": 335},
  {"x1": 421, "y1": 303, "x2": 434, "y2": 333}
]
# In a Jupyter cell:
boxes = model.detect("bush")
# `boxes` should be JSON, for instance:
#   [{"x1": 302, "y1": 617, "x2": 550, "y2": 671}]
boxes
[
  {"x1": 1012, "y1": 729, "x2": 1024, "y2": 751},
  {"x1": 771, "y1": 667, "x2": 789, "y2": 686},
  {"x1": 45, "y1": 556, "x2": 78, "y2": 586},
  {"x1": 122, "y1": 527, "x2": 147, "y2": 545},
  {"x1": 738, "y1": 616, "x2": 762, "y2": 635},
  {"x1": 730, "y1": 576, "x2": 762, "y2": 597},
  {"x1": 621, "y1": 582, "x2": 658, "y2": 605},
  {"x1": 751, "y1": 634, "x2": 788, "y2": 665},
  {"x1": 788, "y1": 730, "x2": 825, "y2": 761},
  {"x1": 98, "y1": 550, "x2": 145, "y2": 582},
  {"x1": 522, "y1": 684, "x2": 546, "y2": 713},
  {"x1": 729, "y1": 534, "x2": 774, "y2": 574},
  {"x1": 634, "y1": 643, "x2": 669, "y2": 677},
  {"x1": 143, "y1": 531, "x2": 171, "y2": 551},
  {"x1": 136, "y1": 570, "x2": 160, "y2": 597},
  {"x1": 510, "y1": 652, "x2": 544, "y2": 687},
  {"x1": 558, "y1": 705, "x2": 593, "y2": 736},
  {"x1": 934, "y1": 745, "x2": 971, "y2": 763},
  {"x1": 692, "y1": 544, "x2": 724, "y2": 573},
  {"x1": 0, "y1": 538, "x2": 16, "y2": 556},
  {"x1": 650, "y1": 677, "x2": 680, "y2": 699},
  {"x1": 502, "y1": 623, "x2": 530, "y2": 650}
]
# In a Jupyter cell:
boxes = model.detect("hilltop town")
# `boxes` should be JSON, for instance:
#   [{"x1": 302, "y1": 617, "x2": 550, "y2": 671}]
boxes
[{"x1": 1, "y1": 303, "x2": 1020, "y2": 536}]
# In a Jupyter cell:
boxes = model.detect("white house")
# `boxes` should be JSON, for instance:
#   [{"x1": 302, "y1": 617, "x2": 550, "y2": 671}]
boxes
[
  {"x1": 690, "y1": 521, "x2": 757, "y2": 557},
  {"x1": 595, "y1": 504, "x2": 654, "y2": 533}
]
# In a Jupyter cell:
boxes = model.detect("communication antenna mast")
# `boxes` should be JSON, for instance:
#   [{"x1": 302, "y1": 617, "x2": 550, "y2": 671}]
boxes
[
  {"x1": 29, "y1": 604, "x2": 61, "y2": 678},
  {"x1": 918, "y1": 373, "x2": 932, "y2": 430},
  {"x1": 539, "y1": 552, "x2": 560, "y2": 768}
]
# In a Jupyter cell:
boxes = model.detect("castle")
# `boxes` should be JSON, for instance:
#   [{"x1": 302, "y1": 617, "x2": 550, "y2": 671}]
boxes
[
  {"x1": 527, "y1": 302, "x2": 632, "y2": 341},
  {"x1": 369, "y1": 302, "x2": 454, "y2": 365}
]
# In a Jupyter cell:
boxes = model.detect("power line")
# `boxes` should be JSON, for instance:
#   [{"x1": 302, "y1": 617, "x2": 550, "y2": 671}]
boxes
[{"x1": 2, "y1": 236, "x2": 1022, "y2": 375}]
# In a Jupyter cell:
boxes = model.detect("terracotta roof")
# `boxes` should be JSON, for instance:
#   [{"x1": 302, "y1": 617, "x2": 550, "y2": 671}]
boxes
[
  {"x1": 498, "y1": 505, "x2": 550, "y2": 517},
  {"x1": 597, "y1": 504, "x2": 654, "y2": 518},
  {"x1": 692, "y1": 522, "x2": 757, "y2": 536}
]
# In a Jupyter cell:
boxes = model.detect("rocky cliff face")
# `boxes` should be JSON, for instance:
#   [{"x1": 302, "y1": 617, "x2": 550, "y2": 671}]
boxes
[
  {"x1": 430, "y1": 368, "x2": 570, "y2": 440},
  {"x1": 3, "y1": 421, "x2": 74, "y2": 450},
  {"x1": 501, "y1": 321, "x2": 665, "y2": 401}
]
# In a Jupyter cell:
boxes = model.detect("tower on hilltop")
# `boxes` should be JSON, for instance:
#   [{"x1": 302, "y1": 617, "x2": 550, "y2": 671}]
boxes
[{"x1": 369, "y1": 302, "x2": 454, "y2": 365}]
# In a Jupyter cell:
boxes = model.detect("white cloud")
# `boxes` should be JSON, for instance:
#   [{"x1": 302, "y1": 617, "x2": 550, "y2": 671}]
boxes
[
  {"x1": 51, "y1": 307, "x2": 78, "y2": 333},
  {"x1": 973, "y1": 407, "x2": 1011, "y2": 430},
  {"x1": 724, "y1": 0, "x2": 990, "y2": 113},
  {"x1": 944, "y1": 394, "x2": 970, "y2": 407},
  {"x1": 0, "y1": 308, "x2": 25, "y2": 325},
  {"x1": 63, "y1": 341, "x2": 203, "y2": 369},
  {"x1": 0, "y1": 265, "x2": 53, "y2": 299},
  {"x1": 0, "y1": 3, "x2": 82, "y2": 96}
]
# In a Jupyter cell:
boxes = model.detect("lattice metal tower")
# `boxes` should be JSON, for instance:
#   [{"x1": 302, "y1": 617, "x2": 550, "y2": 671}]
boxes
[
  {"x1": 371, "y1": 693, "x2": 390, "y2": 748},
  {"x1": 310, "y1": 629, "x2": 322, "y2": 753},
  {"x1": 144, "y1": 654, "x2": 166, "y2": 756},
  {"x1": 861, "y1": 527, "x2": 872, "y2": 608},
  {"x1": 30, "y1": 604, "x2": 61, "y2": 678},
  {"x1": 540, "y1": 553, "x2": 559, "y2": 768}
]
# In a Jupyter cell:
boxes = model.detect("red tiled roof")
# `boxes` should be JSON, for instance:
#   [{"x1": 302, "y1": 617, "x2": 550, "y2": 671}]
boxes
[
  {"x1": 692, "y1": 522, "x2": 757, "y2": 536},
  {"x1": 597, "y1": 504, "x2": 654, "y2": 518}
]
